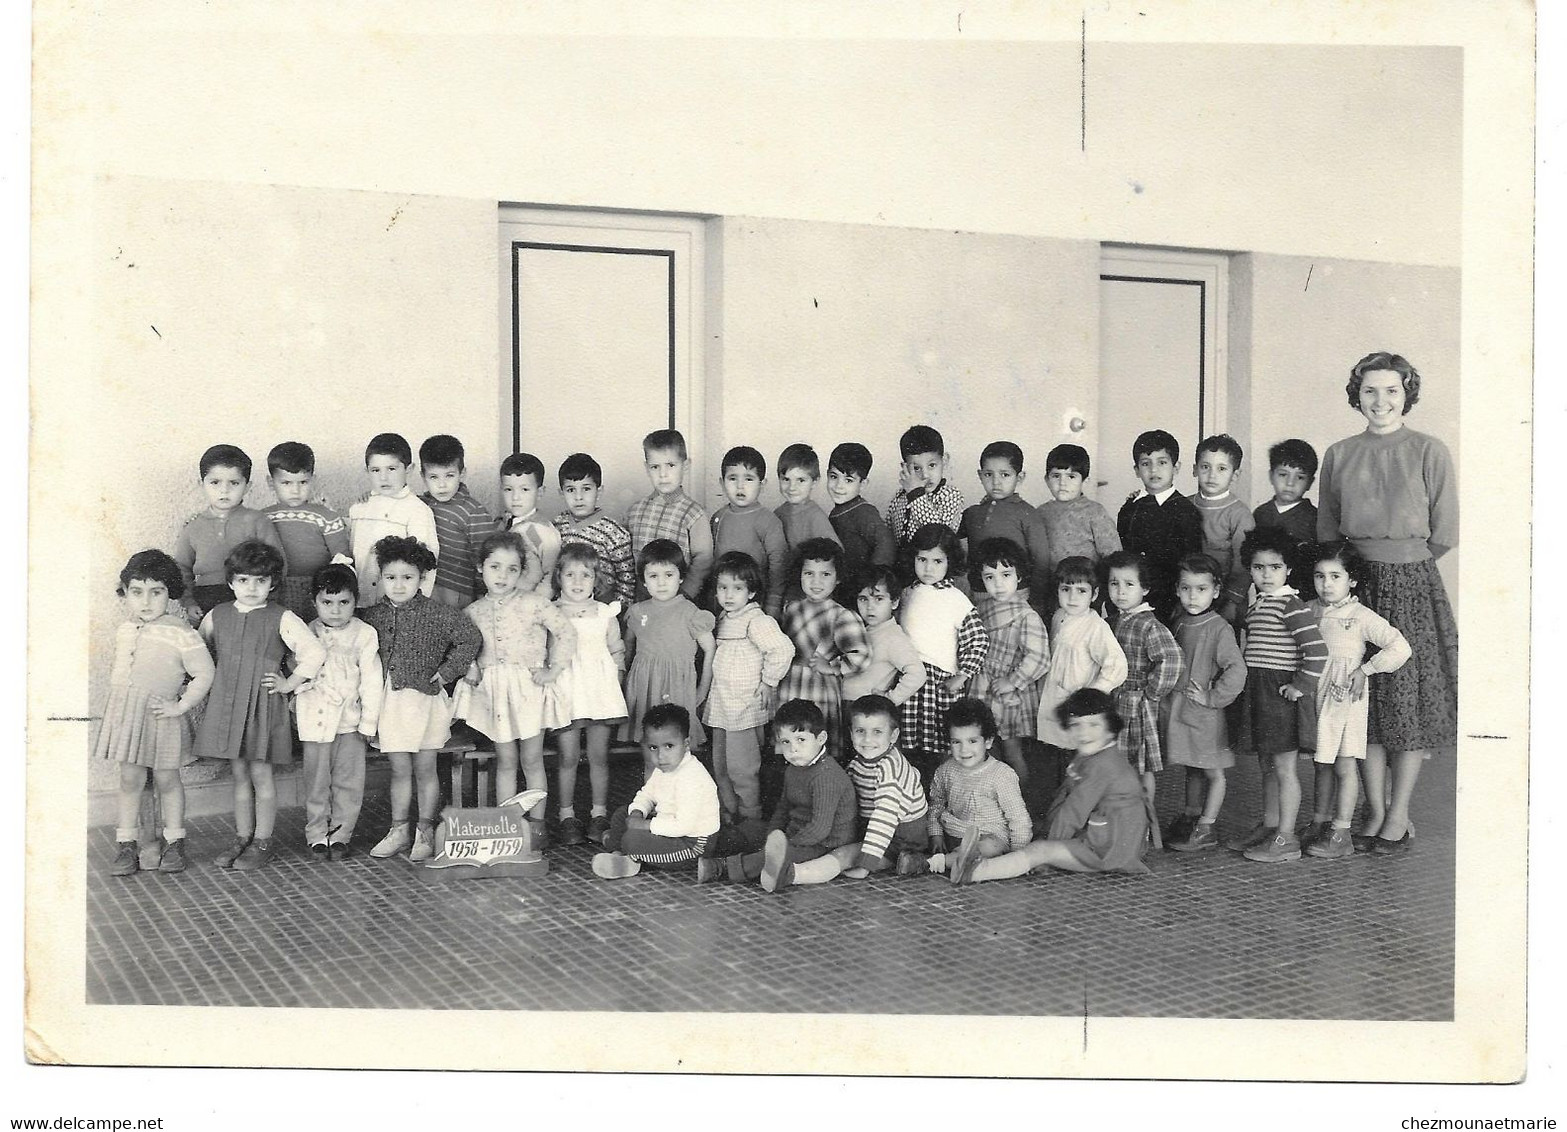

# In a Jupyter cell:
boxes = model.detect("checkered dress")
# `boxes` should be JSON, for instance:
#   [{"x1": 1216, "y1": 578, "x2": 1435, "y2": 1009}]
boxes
[
  {"x1": 974, "y1": 595, "x2": 1051, "y2": 739},
  {"x1": 898, "y1": 587, "x2": 989, "y2": 757},
  {"x1": 1111, "y1": 605, "x2": 1187, "y2": 774},
  {"x1": 703, "y1": 603, "x2": 794, "y2": 731},
  {"x1": 776, "y1": 598, "x2": 871, "y2": 759}
]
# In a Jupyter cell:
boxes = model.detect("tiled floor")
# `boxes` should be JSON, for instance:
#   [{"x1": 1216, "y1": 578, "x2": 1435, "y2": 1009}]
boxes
[{"x1": 86, "y1": 746, "x2": 1454, "y2": 1019}]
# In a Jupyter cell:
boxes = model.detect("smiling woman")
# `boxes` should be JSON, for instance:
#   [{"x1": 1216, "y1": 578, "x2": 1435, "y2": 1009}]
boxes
[{"x1": 1316, "y1": 352, "x2": 1459, "y2": 856}]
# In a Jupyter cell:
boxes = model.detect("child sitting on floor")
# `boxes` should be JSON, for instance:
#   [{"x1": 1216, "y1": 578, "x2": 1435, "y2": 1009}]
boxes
[
  {"x1": 948, "y1": 688, "x2": 1157, "y2": 883},
  {"x1": 920, "y1": 698, "x2": 1032, "y2": 881},
  {"x1": 756, "y1": 694, "x2": 930, "y2": 890},
  {"x1": 592, "y1": 704, "x2": 721, "y2": 879},
  {"x1": 698, "y1": 699, "x2": 856, "y2": 887}
]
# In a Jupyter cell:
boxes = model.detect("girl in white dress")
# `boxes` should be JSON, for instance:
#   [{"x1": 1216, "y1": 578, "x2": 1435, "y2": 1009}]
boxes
[
  {"x1": 548, "y1": 542, "x2": 628, "y2": 846},
  {"x1": 1036, "y1": 557, "x2": 1129, "y2": 792}
]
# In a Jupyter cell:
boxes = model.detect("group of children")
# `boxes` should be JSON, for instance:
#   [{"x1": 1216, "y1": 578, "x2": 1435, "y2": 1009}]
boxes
[{"x1": 95, "y1": 419, "x2": 1412, "y2": 887}]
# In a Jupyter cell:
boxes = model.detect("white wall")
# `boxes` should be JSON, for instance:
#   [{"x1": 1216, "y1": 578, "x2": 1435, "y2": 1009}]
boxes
[
  {"x1": 707, "y1": 216, "x2": 1100, "y2": 512},
  {"x1": 56, "y1": 16, "x2": 1460, "y2": 267}
]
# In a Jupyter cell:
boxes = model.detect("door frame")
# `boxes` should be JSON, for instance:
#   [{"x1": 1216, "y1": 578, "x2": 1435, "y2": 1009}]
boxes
[
  {"x1": 497, "y1": 205, "x2": 708, "y2": 486},
  {"x1": 1098, "y1": 245, "x2": 1230, "y2": 487}
]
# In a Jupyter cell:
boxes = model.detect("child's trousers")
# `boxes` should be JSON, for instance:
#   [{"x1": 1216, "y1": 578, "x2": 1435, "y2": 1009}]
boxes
[
  {"x1": 302, "y1": 732, "x2": 368, "y2": 846},
  {"x1": 712, "y1": 726, "x2": 764, "y2": 821},
  {"x1": 605, "y1": 805, "x2": 709, "y2": 869}
]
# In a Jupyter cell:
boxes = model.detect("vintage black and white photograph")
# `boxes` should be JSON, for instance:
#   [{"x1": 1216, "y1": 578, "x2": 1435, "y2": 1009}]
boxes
[{"x1": 20, "y1": 0, "x2": 1538, "y2": 1100}]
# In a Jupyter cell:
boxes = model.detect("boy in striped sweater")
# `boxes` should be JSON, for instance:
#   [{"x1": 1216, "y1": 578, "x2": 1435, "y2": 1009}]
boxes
[
  {"x1": 756, "y1": 694, "x2": 930, "y2": 890},
  {"x1": 1228, "y1": 527, "x2": 1329, "y2": 863},
  {"x1": 920, "y1": 698, "x2": 1032, "y2": 880},
  {"x1": 419, "y1": 435, "x2": 497, "y2": 608}
]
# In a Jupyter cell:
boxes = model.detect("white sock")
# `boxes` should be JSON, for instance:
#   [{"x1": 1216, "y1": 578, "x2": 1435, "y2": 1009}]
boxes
[
  {"x1": 114, "y1": 828, "x2": 137, "y2": 842},
  {"x1": 559, "y1": 807, "x2": 576, "y2": 821},
  {"x1": 163, "y1": 827, "x2": 186, "y2": 842},
  {"x1": 928, "y1": 853, "x2": 948, "y2": 873},
  {"x1": 590, "y1": 805, "x2": 608, "y2": 818}
]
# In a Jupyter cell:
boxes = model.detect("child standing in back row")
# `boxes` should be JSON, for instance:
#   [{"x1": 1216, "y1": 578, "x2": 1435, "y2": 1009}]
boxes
[
  {"x1": 775, "y1": 443, "x2": 842, "y2": 555},
  {"x1": 1191, "y1": 435, "x2": 1255, "y2": 623},
  {"x1": 886, "y1": 425, "x2": 965, "y2": 548},
  {"x1": 419, "y1": 434, "x2": 497, "y2": 608},
  {"x1": 1253, "y1": 439, "x2": 1320, "y2": 594},
  {"x1": 626, "y1": 428, "x2": 715, "y2": 600},
  {"x1": 1117, "y1": 430, "x2": 1203, "y2": 624},
  {"x1": 349, "y1": 433, "x2": 439, "y2": 606},
  {"x1": 826, "y1": 442, "x2": 897, "y2": 589},
  {"x1": 176, "y1": 444, "x2": 286, "y2": 618},
  {"x1": 500, "y1": 453, "x2": 562, "y2": 598},
  {"x1": 709, "y1": 446, "x2": 789, "y2": 617},
  {"x1": 958, "y1": 441, "x2": 1053, "y2": 607},
  {"x1": 1036, "y1": 445, "x2": 1121, "y2": 577},
  {"x1": 264, "y1": 441, "x2": 352, "y2": 623},
  {"x1": 553, "y1": 453, "x2": 637, "y2": 612}
]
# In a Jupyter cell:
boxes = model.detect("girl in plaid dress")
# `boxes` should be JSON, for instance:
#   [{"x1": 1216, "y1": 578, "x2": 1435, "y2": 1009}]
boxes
[
  {"x1": 777, "y1": 538, "x2": 871, "y2": 761},
  {"x1": 703, "y1": 551, "x2": 795, "y2": 824},
  {"x1": 968, "y1": 538, "x2": 1050, "y2": 784},
  {"x1": 897, "y1": 524, "x2": 989, "y2": 781},
  {"x1": 1103, "y1": 550, "x2": 1187, "y2": 806}
]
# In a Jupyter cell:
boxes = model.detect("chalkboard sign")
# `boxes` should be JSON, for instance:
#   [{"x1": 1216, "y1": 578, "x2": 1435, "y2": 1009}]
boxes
[{"x1": 420, "y1": 789, "x2": 549, "y2": 879}]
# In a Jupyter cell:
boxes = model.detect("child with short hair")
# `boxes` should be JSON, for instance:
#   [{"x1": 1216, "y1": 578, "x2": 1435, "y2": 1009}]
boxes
[
  {"x1": 294, "y1": 563, "x2": 383, "y2": 860},
  {"x1": 825, "y1": 441, "x2": 897, "y2": 588},
  {"x1": 419, "y1": 434, "x2": 497, "y2": 608},
  {"x1": 553, "y1": 452, "x2": 636, "y2": 611},
  {"x1": 840, "y1": 565, "x2": 927, "y2": 709},
  {"x1": 548, "y1": 541, "x2": 629, "y2": 846},
  {"x1": 775, "y1": 443, "x2": 842, "y2": 589},
  {"x1": 1162, "y1": 555, "x2": 1246, "y2": 852},
  {"x1": 709, "y1": 446, "x2": 789, "y2": 617},
  {"x1": 452, "y1": 530, "x2": 576, "y2": 843},
  {"x1": 175, "y1": 444, "x2": 286, "y2": 617},
  {"x1": 1228, "y1": 527, "x2": 1330, "y2": 864},
  {"x1": 702, "y1": 551, "x2": 794, "y2": 827},
  {"x1": 500, "y1": 452, "x2": 561, "y2": 598},
  {"x1": 1253, "y1": 439, "x2": 1320, "y2": 593},
  {"x1": 349, "y1": 433, "x2": 440, "y2": 606},
  {"x1": 361, "y1": 536, "x2": 483, "y2": 863},
  {"x1": 98, "y1": 550, "x2": 216, "y2": 877},
  {"x1": 958, "y1": 441, "x2": 1053, "y2": 604},
  {"x1": 1191, "y1": 434, "x2": 1256, "y2": 621},
  {"x1": 263, "y1": 441, "x2": 351, "y2": 623},
  {"x1": 969, "y1": 538, "x2": 1051, "y2": 783},
  {"x1": 776, "y1": 538, "x2": 871, "y2": 760},
  {"x1": 1116, "y1": 430, "x2": 1203, "y2": 623},
  {"x1": 1103, "y1": 551, "x2": 1187, "y2": 809},
  {"x1": 591, "y1": 705, "x2": 721, "y2": 879},
  {"x1": 1036, "y1": 557, "x2": 1129, "y2": 799},
  {"x1": 885, "y1": 425, "x2": 965, "y2": 547},
  {"x1": 622, "y1": 539, "x2": 717, "y2": 761},
  {"x1": 920, "y1": 698, "x2": 1032, "y2": 880},
  {"x1": 1301, "y1": 540, "x2": 1411, "y2": 858},
  {"x1": 896, "y1": 524, "x2": 989, "y2": 778},
  {"x1": 760, "y1": 695, "x2": 930, "y2": 889},
  {"x1": 698, "y1": 699, "x2": 856, "y2": 887},
  {"x1": 947, "y1": 689, "x2": 1155, "y2": 883},
  {"x1": 196, "y1": 539, "x2": 327, "y2": 870},
  {"x1": 625, "y1": 428, "x2": 715, "y2": 600},
  {"x1": 1036, "y1": 444, "x2": 1121, "y2": 575}
]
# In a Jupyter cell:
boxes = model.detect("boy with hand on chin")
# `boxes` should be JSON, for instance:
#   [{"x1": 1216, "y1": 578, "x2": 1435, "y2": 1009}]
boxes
[
  {"x1": 698, "y1": 699, "x2": 856, "y2": 887},
  {"x1": 1116, "y1": 430, "x2": 1203, "y2": 624},
  {"x1": 885, "y1": 425, "x2": 965, "y2": 548}
]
